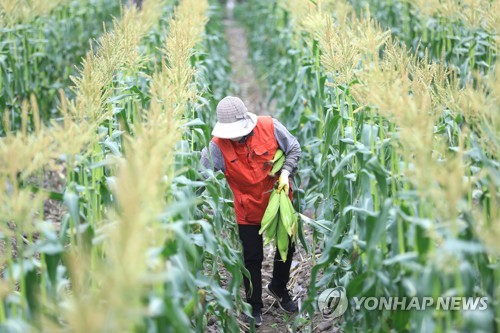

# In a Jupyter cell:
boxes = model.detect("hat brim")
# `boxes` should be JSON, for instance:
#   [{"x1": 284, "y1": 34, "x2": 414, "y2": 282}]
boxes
[{"x1": 211, "y1": 112, "x2": 258, "y2": 139}]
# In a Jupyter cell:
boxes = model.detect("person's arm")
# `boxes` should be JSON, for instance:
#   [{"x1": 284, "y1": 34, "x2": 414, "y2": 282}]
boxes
[
  {"x1": 200, "y1": 141, "x2": 226, "y2": 174},
  {"x1": 273, "y1": 118, "x2": 301, "y2": 177}
]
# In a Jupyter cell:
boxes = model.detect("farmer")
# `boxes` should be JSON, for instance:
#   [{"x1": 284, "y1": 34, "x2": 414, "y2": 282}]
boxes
[{"x1": 201, "y1": 96, "x2": 301, "y2": 327}]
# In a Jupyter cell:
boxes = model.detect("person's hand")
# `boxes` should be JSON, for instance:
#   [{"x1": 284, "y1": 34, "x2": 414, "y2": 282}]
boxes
[{"x1": 277, "y1": 170, "x2": 290, "y2": 193}]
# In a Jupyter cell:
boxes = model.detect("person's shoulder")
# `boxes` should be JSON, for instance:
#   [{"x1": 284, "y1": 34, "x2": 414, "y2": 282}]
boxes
[
  {"x1": 211, "y1": 137, "x2": 222, "y2": 145},
  {"x1": 257, "y1": 115, "x2": 274, "y2": 124},
  {"x1": 271, "y1": 117, "x2": 285, "y2": 128},
  {"x1": 210, "y1": 139, "x2": 222, "y2": 149}
]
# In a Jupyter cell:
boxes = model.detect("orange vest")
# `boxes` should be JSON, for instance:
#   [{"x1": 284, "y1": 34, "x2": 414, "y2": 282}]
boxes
[{"x1": 213, "y1": 116, "x2": 292, "y2": 225}]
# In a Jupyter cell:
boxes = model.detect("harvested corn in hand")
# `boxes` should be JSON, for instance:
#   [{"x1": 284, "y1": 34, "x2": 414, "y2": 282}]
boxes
[
  {"x1": 259, "y1": 150, "x2": 299, "y2": 261},
  {"x1": 259, "y1": 189, "x2": 298, "y2": 261},
  {"x1": 268, "y1": 149, "x2": 285, "y2": 176}
]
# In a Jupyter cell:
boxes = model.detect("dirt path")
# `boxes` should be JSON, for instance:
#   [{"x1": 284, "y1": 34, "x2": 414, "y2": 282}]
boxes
[{"x1": 224, "y1": 0, "x2": 270, "y2": 116}]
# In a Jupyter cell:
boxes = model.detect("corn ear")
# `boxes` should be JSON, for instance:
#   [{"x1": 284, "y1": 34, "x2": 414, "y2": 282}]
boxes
[
  {"x1": 259, "y1": 190, "x2": 280, "y2": 235},
  {"x1": 277, "y1": 215, "x2": 289, "y2": 262},
  {"x1": 271, "y1": 149, "x2": 284, "y2": 163},
  {"x1": 264, "y1": 213, "x2": 279, "y2": 245},
  {"x1": 290, "y1": 216, "x2": 298, "y2": 242},
  {"x1": 291, "y1": 201, "x2": 298, "y2": 241},
  {"x1": 279, "y1": 190, "x2": 294, "y2": 236},
  {"x1": 259, "y1": 178, "x2": 298, "y2": 258},
  {"x1": 269, "y1": 154, "x2": 285, "y2": 176}
]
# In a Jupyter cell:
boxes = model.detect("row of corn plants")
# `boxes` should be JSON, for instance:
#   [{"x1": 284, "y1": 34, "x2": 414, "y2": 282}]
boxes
[
  {"x1": 346, "y1": 0, "x2": 499, "y2": 81},
  {"x1": 1, "y1": 0, "x2": 250, "y2": 331},
  {"x1": 181, "y1": 3, "x2": 255, "y2": 329},
  {"x1": 240, "y1": 0, "x2": 498, "y2": 332},
  {"x1": 1, "y1": 0, "x2": 69, "y2": 24},
  {"x1": 0, "y1": 0, "x2": 171, "y2": 329},
  {"x1": 0, "y1": 0, "x2": 121, "y2": 135},
  {"x1": 347, "y1": 0, "x2": 500, "y2": 150}
]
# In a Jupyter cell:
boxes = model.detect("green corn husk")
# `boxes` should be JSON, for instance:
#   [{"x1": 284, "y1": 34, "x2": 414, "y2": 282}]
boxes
[
  {"x1": 259, "y1": 190, "x2": 280, "y2": 235},
  {"x1": 271, "y1": 149, "x2": 284, "y2": 163},
  {"x1": 260, "y1": 188, "x2": 299, "y2": 261},
  {"x1": 279, "y1": 190, "x2": 294, "y2": 236},
  {"x1": 276, "y1": 214, "x2": 289, "y2": 262},
  {"x1": 269, "y1": 154, "x2": 285, "y2": 176},
  {"x1": 264, "y1": 213, "x2": 279, "y2": 245}
]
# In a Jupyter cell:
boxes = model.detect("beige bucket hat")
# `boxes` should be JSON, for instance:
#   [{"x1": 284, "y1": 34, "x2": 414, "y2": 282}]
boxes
[{"x1": 212, "y1": 96, "x2": 258, "y2": 139}]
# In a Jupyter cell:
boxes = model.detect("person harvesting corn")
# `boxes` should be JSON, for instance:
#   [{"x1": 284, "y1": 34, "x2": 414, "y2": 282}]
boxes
[{"x1": 201, "y1": 96, "x2": 301, "y2": 327}]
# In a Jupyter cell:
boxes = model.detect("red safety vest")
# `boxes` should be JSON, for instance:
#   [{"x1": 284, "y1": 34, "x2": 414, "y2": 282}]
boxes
[{"x1": 213, "y1": 116, "x2": 293, "y2": 225}]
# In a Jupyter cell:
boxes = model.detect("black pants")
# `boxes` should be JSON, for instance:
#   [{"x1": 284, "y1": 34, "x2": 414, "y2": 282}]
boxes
[{"x1": 238, "y1": 224, "x2": 295, "y2": 311}]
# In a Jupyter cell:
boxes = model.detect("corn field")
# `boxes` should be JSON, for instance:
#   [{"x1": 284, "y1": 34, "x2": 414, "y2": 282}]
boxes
[{"x1": 0, "y1": 0, "x2": 498, "y2": 332}]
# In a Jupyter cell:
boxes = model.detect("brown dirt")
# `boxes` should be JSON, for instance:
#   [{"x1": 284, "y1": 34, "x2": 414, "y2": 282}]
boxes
[
  {"x1": 40, "y1": 164, "x2": 68, "y2": 223},
  {"x1": 0, "y1": 164, "x2": 66, "y2": 276},
  {"x1": 223, "y1": 0, "x2": 274, "y2": 116}
]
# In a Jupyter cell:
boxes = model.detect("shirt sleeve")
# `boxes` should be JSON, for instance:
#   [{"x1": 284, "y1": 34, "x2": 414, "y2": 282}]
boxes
[
  {"x1": 200, "y1": 141, "x2": 226, "y2": 174},
  {"x1": 273, "y1": 118, "x2": 301, "y2": 176}
]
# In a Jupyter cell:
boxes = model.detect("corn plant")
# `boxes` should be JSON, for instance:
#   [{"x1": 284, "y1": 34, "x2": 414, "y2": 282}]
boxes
[
  {"x1": 347, "y1": 0, "x2": 498, "y2": 82},
  {"x1": 0, "y1": 0, "x2": 121, "y2": 135}
]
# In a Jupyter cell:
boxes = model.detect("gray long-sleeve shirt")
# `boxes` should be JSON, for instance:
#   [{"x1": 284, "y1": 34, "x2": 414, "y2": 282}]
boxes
[{"x1": 201, "y1": 118, "x2": 301, "y2": 176}]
